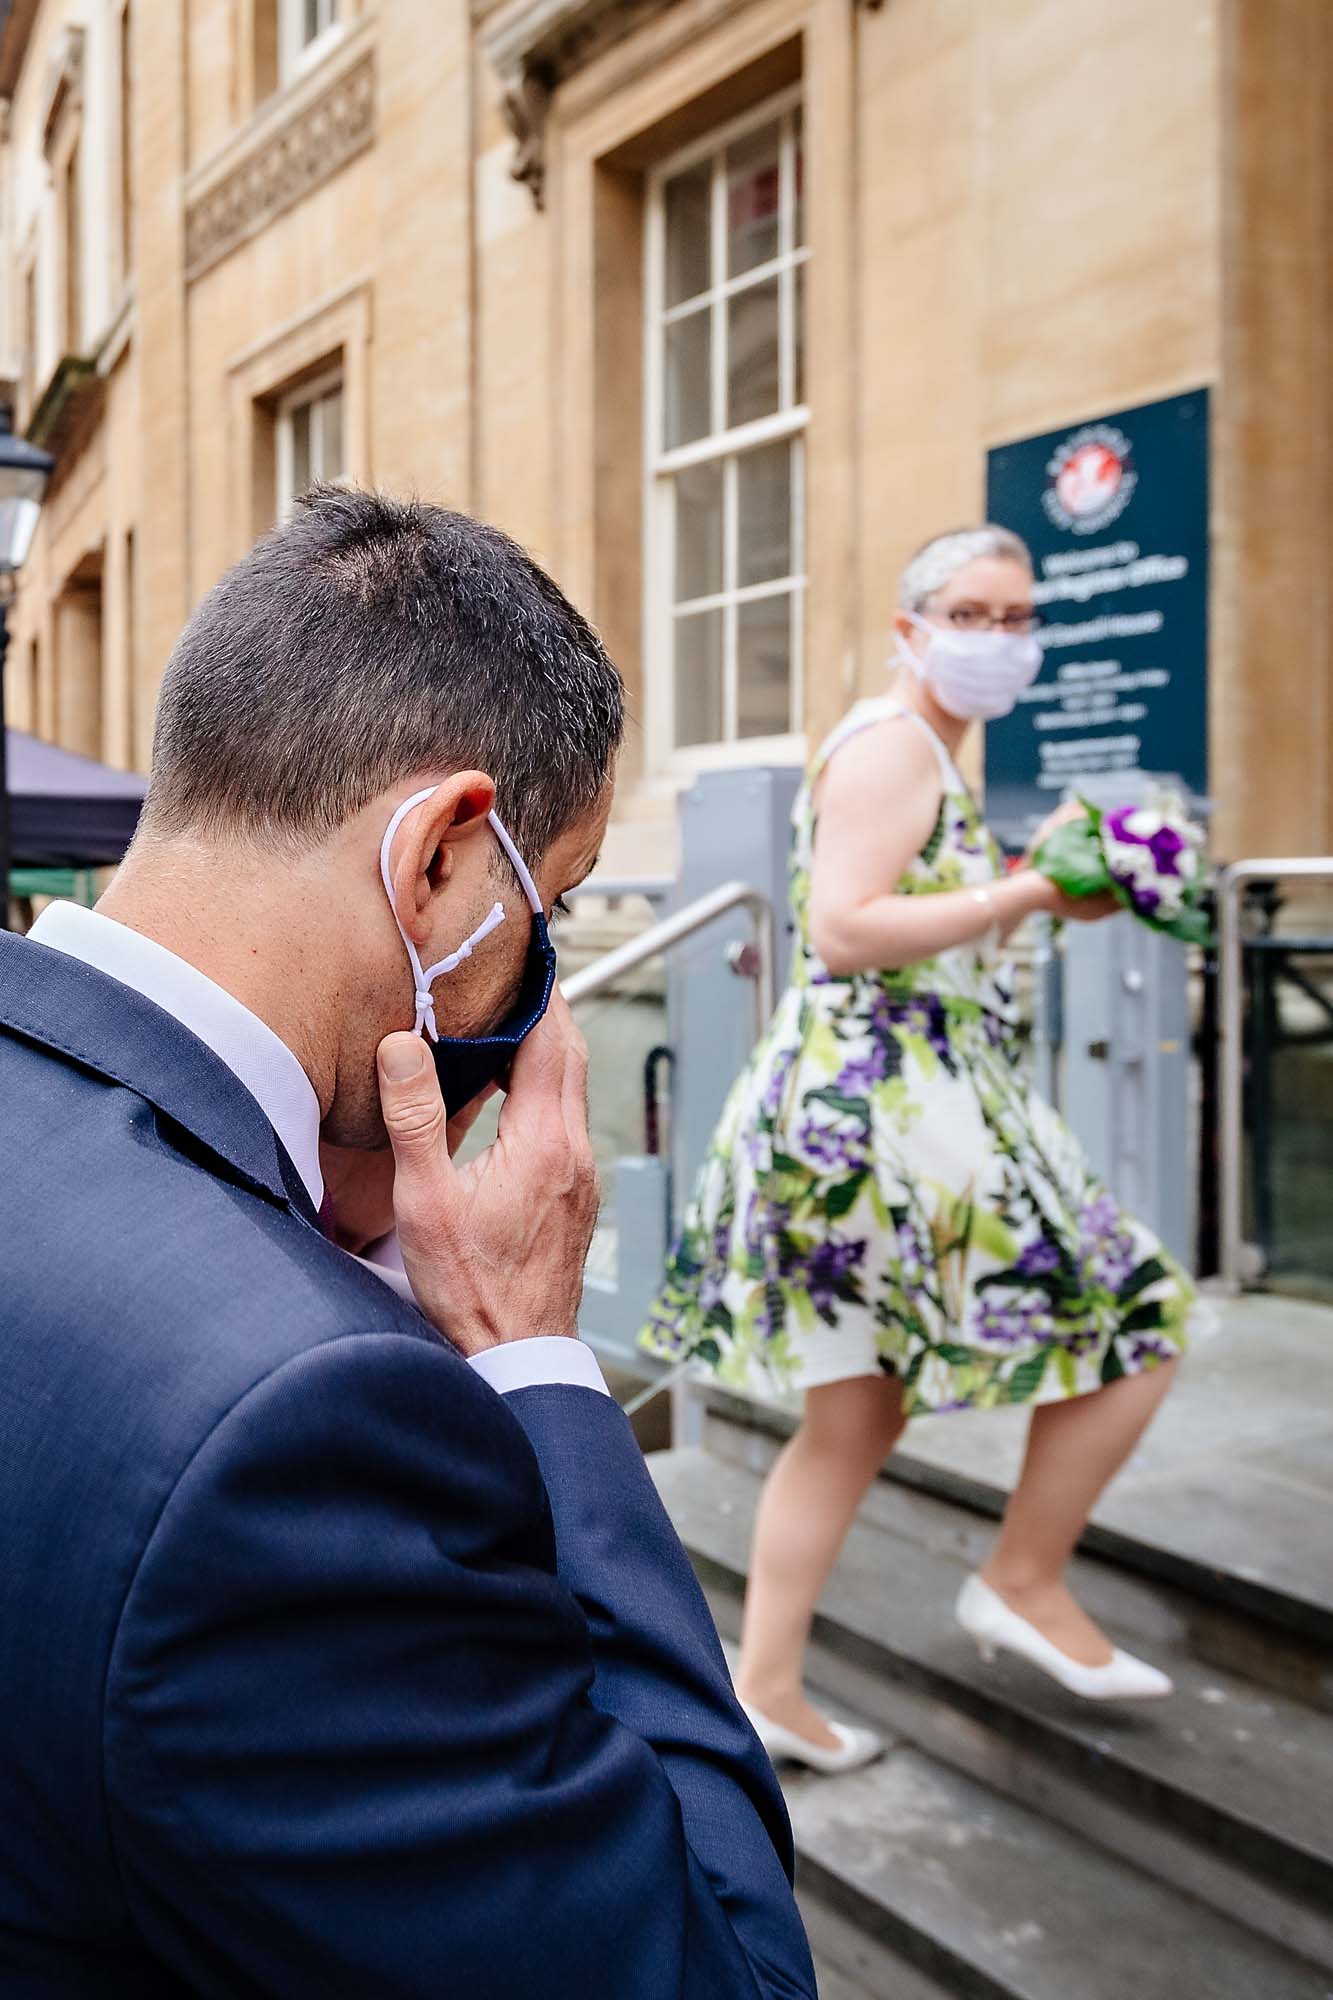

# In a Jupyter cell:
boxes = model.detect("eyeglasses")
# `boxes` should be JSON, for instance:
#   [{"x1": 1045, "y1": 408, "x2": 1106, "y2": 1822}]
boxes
[{"x1": 934, "y1": 602, "x2": 1041, "y2": 635}]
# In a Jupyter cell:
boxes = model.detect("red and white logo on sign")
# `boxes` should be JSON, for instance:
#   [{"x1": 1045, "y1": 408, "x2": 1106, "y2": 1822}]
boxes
[{"x1": 1043, "y1": 423, "x2": 1137, "y2": 535}]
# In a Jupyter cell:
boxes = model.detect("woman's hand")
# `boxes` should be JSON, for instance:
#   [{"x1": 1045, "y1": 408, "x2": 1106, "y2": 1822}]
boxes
[
  {"x1": 1018, "y1": 869, "x2": 1122, "y2": 924},
  {"x1": 1023, "y1": 799, "x2": 1086, "y2": 866}
]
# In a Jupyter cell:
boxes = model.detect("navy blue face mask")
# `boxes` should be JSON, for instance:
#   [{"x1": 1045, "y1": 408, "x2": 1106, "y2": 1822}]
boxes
[{"x1": 380, "y1": 787, "x2": 558, "y2": 1119}]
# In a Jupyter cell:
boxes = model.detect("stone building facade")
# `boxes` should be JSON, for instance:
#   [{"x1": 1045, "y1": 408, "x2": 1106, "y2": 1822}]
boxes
[{"x1": 0, "y1": 0, "x2": 1328, "y2": 868}]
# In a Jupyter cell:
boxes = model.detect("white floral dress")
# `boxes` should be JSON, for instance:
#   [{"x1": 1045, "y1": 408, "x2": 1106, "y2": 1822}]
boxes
[{"x1": 640, "y1": 697, "x2": 1193, "y2": 1414}]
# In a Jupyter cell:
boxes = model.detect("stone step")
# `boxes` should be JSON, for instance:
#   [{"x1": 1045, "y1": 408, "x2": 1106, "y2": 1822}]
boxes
[
  {"x1": 702, "y1": 1384, "x2": 1333, "y2": 1658},
  {"x1": 649, "y1": 1447, "x2": 1333, "y2": 1974},
  {"x1": 780, "y1": 1720, "x2": 1333, "y2": 2000},
  {"x1": 702, "y1": 1399, "x2": 1333, "y2": 1713}
]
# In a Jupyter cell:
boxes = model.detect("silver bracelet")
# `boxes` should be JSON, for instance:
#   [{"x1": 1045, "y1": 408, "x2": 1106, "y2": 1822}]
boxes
[{"x1": 971, "y1": 885, "x2": 999, "y2": 953}]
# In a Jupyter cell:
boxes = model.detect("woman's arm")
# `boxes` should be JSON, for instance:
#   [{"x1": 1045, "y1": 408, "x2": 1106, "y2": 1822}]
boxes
[{"x1": 807, "y1": 718, "x2": 1063, "y2": 978}]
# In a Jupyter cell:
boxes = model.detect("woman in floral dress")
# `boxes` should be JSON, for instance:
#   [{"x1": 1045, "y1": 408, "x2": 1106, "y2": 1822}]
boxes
[{"x1": 641, "y1": 526, "x2": 1195, "y2": 1769}]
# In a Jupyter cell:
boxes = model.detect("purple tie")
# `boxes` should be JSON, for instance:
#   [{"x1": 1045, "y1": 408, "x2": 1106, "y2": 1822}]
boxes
[{"x1": 317, "y1": 1190, "x2": 337, "y2": 1242}]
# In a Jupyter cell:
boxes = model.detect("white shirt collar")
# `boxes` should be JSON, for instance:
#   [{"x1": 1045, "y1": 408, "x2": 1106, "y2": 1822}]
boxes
[{"x1": 27, "y1": 902, "x2": 324, "y2": 1209}]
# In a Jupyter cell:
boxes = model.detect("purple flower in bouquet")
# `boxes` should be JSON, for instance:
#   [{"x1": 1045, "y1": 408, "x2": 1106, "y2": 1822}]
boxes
[
  {"x1": 1031, "y1": 789, "x2": 1211, "y2": 946},
  {"x1": 1102, "y1": 803, "x2": 1201, "y2": 923}
]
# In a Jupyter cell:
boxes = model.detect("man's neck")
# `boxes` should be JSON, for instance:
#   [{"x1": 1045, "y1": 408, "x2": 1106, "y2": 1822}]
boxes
[{"x1": 97, "y1": 839, "x2": 339, "y2": 1117}]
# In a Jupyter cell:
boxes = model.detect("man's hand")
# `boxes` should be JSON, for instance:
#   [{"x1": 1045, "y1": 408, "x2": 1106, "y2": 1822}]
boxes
[
  {"x1": 375, "y1": 991, "x2": 600, "y2": 1356},
  {"x1": 318, "y1": 1141, "x2": 397, "y2": 1254},
  {"x1": 320, "y1": 1095, "x2": 497, "y2": 1254}
]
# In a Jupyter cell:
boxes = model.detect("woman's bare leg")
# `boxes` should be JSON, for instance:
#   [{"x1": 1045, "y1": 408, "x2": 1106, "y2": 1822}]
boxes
[
  {"x1": 982, "y1": 1360, "x2": 1179, "y2": 1663},
  {"x1": 734, "y1": 1373, "x2": 906, "y2": 1747}
]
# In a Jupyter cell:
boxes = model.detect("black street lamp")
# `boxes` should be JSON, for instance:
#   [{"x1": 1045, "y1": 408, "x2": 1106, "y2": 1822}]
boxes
[{"x1": 0, "y1": 410, "x2": 54, "y2": 931}]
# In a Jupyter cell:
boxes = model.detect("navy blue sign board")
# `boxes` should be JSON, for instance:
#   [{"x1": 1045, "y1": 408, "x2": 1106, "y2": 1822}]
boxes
[{"x1": 984, "y1": 389, "x2": 1209, "y2": 847}]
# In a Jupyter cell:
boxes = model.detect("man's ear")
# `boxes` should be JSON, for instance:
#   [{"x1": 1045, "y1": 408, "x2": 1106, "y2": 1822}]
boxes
[{"x1": 386, "y1": 772, "x2": 496, "y2": 945}]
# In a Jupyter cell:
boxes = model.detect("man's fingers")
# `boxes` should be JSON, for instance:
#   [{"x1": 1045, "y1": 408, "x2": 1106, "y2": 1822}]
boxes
[
  {"x1": 377, "y1": 1034, "x2": 453, "y2": 1183},
  {"x1": 497, "y1": 1005, "x2": 572, "y2": 1139},
  {"x1": 445, "y1": 1084, "x2": 499, "y2": 1158},
  {"x1": 558, "y1": 1009, "x2": 592, "y2": 1148}
]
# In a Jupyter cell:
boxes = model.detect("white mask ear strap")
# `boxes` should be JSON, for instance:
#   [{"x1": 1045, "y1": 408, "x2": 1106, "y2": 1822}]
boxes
[
  {"x1": 487, "y1": 809, "x2": 544, "y2": 914},
  {"x1": 380, "y1": 787, "x2": 446, "y2": 1037},
  {"x1": 380, "y1": 790, "x2": 540, "y2": 1042},
  {"x1": 894, "y1": 619, "x2": 926, "y2": 679}
]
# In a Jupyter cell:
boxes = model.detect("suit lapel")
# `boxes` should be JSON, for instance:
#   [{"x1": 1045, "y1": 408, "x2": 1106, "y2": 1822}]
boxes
[{"x1": 0, "y1": 929, "x2": 312, "y2": 1221}]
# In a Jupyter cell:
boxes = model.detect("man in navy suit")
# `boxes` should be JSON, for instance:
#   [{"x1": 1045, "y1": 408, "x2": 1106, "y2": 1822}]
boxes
[{"x1": 0, "y1": 489, "x2": 815, "y2": 1997}]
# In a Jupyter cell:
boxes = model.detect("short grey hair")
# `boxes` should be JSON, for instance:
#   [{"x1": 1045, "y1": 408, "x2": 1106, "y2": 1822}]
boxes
[
  {"x1": 899, "y1": 525, "x2": 1033, "y2": 612},
  {"x1": 142, "y1": 487, "x2": 624, "y2": 862}
]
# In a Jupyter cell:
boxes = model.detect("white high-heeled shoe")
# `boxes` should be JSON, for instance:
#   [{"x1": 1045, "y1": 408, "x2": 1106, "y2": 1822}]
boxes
[
  {"x1": 740, "y1": 1700, "x2": 884, "y2": 1775},
  {"x1": 956, "y1": 1575, "x2": 1173, "y2": 1703}
]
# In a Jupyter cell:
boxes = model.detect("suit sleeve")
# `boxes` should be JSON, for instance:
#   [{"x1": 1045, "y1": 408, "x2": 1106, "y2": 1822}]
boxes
[{"x1": 103, "y1": 1333, "x2": 815, "y2": 2000}]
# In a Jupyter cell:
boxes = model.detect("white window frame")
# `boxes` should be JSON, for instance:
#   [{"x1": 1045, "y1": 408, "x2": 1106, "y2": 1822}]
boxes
[
  {"x1": 275, "y1": 366, "x2": 346, "y2": 521},
  {"x1": 643, "y1": 86, "x2": 808, "y2": 776},
  {"x1": 279, "y1": 0, "x2": 343, "y2": 87}
]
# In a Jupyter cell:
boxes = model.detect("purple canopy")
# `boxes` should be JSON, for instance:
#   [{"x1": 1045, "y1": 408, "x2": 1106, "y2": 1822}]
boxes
[{"x1": 6, "y1": 728, "x2": 145, "y2": 867}]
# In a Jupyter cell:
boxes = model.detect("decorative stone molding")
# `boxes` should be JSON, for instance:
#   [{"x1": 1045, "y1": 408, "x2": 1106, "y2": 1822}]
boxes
[
  {"x1": 39, "y1": 25, "x2": 84, "y2": 159},
  {"x1": 480, "y1": 0, "x2": 684, "y2": 210},
  {"x1": 27, "y1": 352, "x2": 98, "y2": 460},
  {"x1": 185, "y1": 49, "x2": 375, "y2": 282}
]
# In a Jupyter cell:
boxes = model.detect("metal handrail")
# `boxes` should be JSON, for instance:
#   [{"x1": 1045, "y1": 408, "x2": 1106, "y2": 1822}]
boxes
[
  {"x1": 566, "y1": 875, "x2": 674, "y2": 904},
  {"x1": 562, "y1": 879, "x2": 776, "y2": 1034},
  {"x1": 1217, "y1": 857, "x2": 1333, "y2": 1288}
]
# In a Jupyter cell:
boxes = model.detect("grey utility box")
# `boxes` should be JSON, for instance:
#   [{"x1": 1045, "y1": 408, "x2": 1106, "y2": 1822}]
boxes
[
  {"x1": 670, "y1": 766, "x2": 802, "y2": 1213},
  {"x1": 1060, "y1": 901, "x2": 1193, "y2": 1270},
  {"x1": 1056, "y1": 771, "x2": 1197, "y2": 1268}
]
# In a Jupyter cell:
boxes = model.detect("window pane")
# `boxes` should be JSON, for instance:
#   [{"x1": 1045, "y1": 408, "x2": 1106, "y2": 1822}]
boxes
[
  {"x1": 737, "y1": 441, "x2": 791, "y2": 587},
  {"x1": 793, "y1": 109, "x2": 805, "y2": 248},
  {"x1": 673, "y1": 608, "x2": 724, "y2": 747},
  {"x1": 664, "y1": 162, "x2": 711, "y2": 308},
  {"x1": 664, "y1": 307, "x2": 712, "y2": 450},
  {"x1": 793, "y1": 260, "x2": 805, "y2": 407},
  {"x1": 726, "y1": 278, "x2": 779, "y2": 429},
  {"x1": 318, "y1": 386, "x2": 344, "y2": 480},
  {"x1": 674, "y1": 461, "x2": 723, "y2": 604},
  {"x1": 304, "y1": 0, "x2": 335, "y2": 45},
  {"x1": 290, "y1": 402, "x2": 312, "y2": 498},
  {"x1": 737, "y1": 592, "x2": 791, "y2": 739},
  {"x1": 726, "y1": 121, "x2": 780, "y2": 278}
]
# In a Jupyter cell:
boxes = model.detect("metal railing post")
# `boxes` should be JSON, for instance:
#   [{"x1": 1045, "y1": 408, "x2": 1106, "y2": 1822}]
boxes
[
  {"x1": 563, "y1": 879, "x2": 776, "y2": 1042},
  {"x1": 1217, "y1": 858, "x2": 1333, "y2": 1290},
  {"x1": 563, "y1": 880, "x2": 776, "y2": 1427}
]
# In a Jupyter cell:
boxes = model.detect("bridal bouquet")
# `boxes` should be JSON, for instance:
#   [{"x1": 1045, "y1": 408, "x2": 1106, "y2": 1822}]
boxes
[{"x1": 1030, "y1": 790, "x2": 1211, "y2": 945}]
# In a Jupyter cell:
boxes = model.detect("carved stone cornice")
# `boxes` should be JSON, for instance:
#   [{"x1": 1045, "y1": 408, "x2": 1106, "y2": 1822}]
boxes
[
  {"x1": 479, "y1": 0, "x2": 684, "y2": 211},
  {"x1": 184, "y1": 43, "x2": 375, "y2": 283}
]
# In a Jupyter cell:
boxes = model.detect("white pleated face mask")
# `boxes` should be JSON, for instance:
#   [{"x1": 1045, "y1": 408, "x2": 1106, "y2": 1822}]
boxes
[{"x1": 895, "y1": 613, "x2": 1042, "y2": 722}]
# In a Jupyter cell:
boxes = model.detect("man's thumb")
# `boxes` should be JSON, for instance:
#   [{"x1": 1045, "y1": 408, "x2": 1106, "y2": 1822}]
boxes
[{"x1": 377, "y1": 1034, "x2": 447, "y2": 1162}]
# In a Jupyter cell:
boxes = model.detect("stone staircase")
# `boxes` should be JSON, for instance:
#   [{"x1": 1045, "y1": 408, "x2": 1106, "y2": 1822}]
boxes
[{"x1": 648, "y1": 1390, "x2": 1333, "y2": 2000}]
